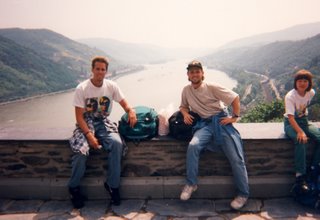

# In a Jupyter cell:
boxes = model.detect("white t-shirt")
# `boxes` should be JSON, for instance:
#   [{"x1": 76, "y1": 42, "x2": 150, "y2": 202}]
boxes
[
  {"x1": 180, "y1": 82, "x2": 238, "y2": 118},
  {"x1": 284, "y1": 89, "x2": 315, "y2": 118},
  {"x1": 73, "y1": 79, "x2": 124, "y2": 117}
]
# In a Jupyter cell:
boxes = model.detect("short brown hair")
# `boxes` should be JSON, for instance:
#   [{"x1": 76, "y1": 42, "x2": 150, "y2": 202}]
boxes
[
  {"x1": 91, "y1": 56, "x2": 109, "y2": 69},
  {"x1": 294, "y1": 69, "x2": 313, "y2": 91}
]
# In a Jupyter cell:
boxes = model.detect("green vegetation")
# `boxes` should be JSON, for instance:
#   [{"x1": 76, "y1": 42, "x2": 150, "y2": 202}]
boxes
[
  {"x1": 309, "y1": 85, "x2": 320, "y2": 121},
  {"x1": 240, "y1": 100, "x2": 285, "y2": 123}
]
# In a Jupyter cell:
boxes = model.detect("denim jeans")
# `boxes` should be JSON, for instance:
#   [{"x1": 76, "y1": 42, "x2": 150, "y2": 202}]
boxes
[
  {"x1": 68, "y1": 119, "x2": 123, "y2": 188},
  {"x1": 284, "y1": 117, "x2": 320, "y2": 174},
  {"x1": 186, "y1": 122, "x2": 250, "y2": 197}
]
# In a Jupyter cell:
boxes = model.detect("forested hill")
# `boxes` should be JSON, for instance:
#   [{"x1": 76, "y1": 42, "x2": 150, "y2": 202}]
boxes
[
  {"x1": 0, "y1": 28, "x2": 124, "y2": 73},
  {"x1": 203, "y1": 33, "x2": 320, "y2": 94},
  {"x1": 0, "y1": 28, "x2": 128, "y2": 102},
  {"x1": 0, "y1": 35, "x2": 81, "y2": 102},
  {"x1": 204, "y1": 33, "x2": 320, "y2": 75}
]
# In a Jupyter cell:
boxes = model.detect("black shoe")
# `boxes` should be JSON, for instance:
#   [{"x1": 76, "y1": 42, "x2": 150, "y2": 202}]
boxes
[
  {"x1": 104, "y1": 182, "x2": 121, "y2": 206},
  {"x1": 295, "y1": 175, "x2": 310, "y2": 193},
  {"x1": 69, "y1": 186, "x2": 85, "y2": 209}
]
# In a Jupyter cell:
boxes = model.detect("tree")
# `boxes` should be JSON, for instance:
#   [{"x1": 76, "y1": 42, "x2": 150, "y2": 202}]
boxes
[{"x1": 240, "y1": 100, "x2": 285, "y2": 123}]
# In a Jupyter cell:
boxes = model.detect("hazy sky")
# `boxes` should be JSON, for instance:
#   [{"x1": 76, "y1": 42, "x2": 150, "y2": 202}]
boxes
[{"x1": 1, "y1": 0, "x2": 320, "y2": 48}]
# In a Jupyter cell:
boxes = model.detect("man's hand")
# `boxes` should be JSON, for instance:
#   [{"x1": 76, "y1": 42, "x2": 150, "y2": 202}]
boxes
[
  {"x1": 119, "y1": 99, "x2": 137, "y2": 128},
  {"x1": 220, "y1": 116, "x2": 237, "y2": 125},
  {"x1": 183, "y1": 113, "x2": 195, "y2": 125},
  {"x1": 297, "y1": 131, "x2": 308, "y2": 144},
  {"x1": 86, "y1": 132, "x2": 101, "y2": 149},
  {"x1": 127, "y1": 109, "x2": 137, "y2": 128}
]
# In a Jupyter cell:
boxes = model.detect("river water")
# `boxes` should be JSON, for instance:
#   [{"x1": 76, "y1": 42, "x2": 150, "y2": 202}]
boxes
[{"x1": 0, "y1": 60, "x2": 236, "y2": 129}]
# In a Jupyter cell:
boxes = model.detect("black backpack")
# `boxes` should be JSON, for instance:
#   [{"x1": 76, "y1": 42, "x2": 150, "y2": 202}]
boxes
[
  {"x1": 292, "y1": 166, "x2": 320, "y2": 209},
  {"x1": 168, "y1": 111, "x2": 200, "y2": 141},
  {"x1": 118, "y1": 106, "x2": 159, "y2": 142}
]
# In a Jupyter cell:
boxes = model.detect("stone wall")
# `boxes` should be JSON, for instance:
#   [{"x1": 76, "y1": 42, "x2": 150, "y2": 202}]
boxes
[{"x1": 0, "y1": 137, "x2": 305, "y2": 179}]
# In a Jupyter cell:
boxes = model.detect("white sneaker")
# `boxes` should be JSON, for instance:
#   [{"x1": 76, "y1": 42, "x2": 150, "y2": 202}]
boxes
[
  {"x1": 180, "y1": 185, "x2": 197, "y2": 201},
  {"x1": 230, "y1": 196, "x2": 248, "y2": 210}
]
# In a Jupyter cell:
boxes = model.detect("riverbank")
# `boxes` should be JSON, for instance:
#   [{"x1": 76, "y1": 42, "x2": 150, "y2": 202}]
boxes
[
  {"x1": 0, "y1": 65, "x2": 145, "y2": 106},
  {"x1": 0, "y1": 88, "x2": 75, "y2": 106},
  {"x1": 110, "y1": 65, "x2": 145, "y2": 81}
]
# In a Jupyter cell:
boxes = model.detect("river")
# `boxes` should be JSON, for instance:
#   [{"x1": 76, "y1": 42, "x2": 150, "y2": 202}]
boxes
[{"x1": 0, "y1": 60, "x2": 237, "y2": 130}]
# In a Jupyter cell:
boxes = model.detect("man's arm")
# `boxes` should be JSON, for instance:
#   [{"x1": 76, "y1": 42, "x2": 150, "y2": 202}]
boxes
[
  {"x1": 288, "y1": 115, "x2": 308, "y2": 144},
  {"x1": 284, "y1": 95, "x2": 308, "y2": 144},
  {"x1": 75, "y1": 107, "x2": 100, "y2": 149},
  {"x1": 119, "y1": 99, "x2": 137, "y2": 127},
  {"x1": 179, "y1": 106, "x2": 195, "y2": 125},
  {"x1": 231, "y1": 95, "x2": 240, "y2": 118},
  {"x1": 220, "y1": 95, "x2": 240, "y2": 125}
]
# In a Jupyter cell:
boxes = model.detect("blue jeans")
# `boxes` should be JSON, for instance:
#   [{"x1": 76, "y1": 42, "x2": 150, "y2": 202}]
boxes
[
  {"x1": 68, "y1": 119, "x2": 123, "y2": 188},
  {"x1": 186, "y1": 122, "x2": 250, "y2": 197},
  {"x1": 284, "y1": 117, "x2": 320, "y2": 174}
]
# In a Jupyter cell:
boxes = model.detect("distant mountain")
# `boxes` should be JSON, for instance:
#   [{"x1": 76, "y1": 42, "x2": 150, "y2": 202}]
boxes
[
  {"x1": 0, "y1": 28, "x2": 133, "y2": 102},
  {"x1": 204, "y1": 34, "x2": 320, "y2": 77},
  {"x1": 0, "y1": 28, "x2": 127, "y2": 74},
  {"x1": 220, "y1": 22, "x2": 320, "y2": 49},
  {"x1": 78, "y1": 38, "x2": 212, "y2": 65}
]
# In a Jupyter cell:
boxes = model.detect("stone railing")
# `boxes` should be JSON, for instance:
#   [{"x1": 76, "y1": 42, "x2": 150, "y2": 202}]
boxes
[{"x1": 0, "y1": 123, "x2": 317, "y2": 199}]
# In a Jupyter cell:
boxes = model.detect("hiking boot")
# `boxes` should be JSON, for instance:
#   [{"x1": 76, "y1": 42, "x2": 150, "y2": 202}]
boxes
[
  {"x1": 180, "y1": 184, "x2": 197, "y2": 201},
  {"x1": 104, "y1": 182, "x2": 121, "y2": 206},
  {"x1": 230, "y1": 196, "x2": 248, "y2": 210},
  {"x1": 69, "y1": 186, "x2": 85, "y2": 209},
  {"x1": 296, "y1": 175, "x2": 310, "y2": 193}
]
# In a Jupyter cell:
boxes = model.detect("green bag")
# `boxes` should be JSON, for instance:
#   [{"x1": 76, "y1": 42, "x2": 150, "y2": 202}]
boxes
[{"x1": 118, "y1": 106, "x2": 159, "y2": 141}]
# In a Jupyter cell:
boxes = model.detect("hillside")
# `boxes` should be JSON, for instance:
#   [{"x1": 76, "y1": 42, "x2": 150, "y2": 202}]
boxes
[
  {"x1": 0, "y1": 35, "x2": 78, "y2": 102},
  {"x1": 203, "y1": 34, "x2": 320, "y2": 80},
  {"x1": 0, "y1": 28, "x2": 127, "y2": 74},
  {"x1": 0, "y1": 28, "x2": 136, "y2": 102},
  {"x1": 219, "y1": 22, "x2": 320, "y2": 49}
]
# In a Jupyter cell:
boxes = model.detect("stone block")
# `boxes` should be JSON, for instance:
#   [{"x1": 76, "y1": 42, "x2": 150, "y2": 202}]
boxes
[
  {"x1": 146, "y1": 199, "x2": 217, "y2": 217},
  {"x1": 121, "y1": 177, "x2": 164, "y2": 199},
  {"x1": 0, "y1": 178, "x2": 51, "y2": 200},
  {"x1": 262, "y1": 198, "x2": 320, "y2": 219},
  {"x1": 3, "y1": 200, "x2": 44, "y2": 214}
]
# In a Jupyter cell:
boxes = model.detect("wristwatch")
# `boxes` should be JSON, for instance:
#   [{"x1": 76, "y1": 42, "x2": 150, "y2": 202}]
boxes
[{"x1": 232, "y1": 114, "x2": 240, "y2": 118}]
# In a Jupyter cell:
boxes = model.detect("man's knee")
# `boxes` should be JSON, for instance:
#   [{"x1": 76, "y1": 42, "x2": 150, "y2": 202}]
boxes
[
  {"x1": 110, "y1": 136, "x2": 123, "y2": 152},
  {"x1": 72, "y1": 153, "x2": 87, "y2": 165},
  {"x1": 70, "y1": 153, "x2": 87, "y2": 177},
  {"x1": 187, "y1": 141, "x2": 202, "y2": 156},
  {"x1": 224, "y1": 145, "x2": 245, "y2": 165}
]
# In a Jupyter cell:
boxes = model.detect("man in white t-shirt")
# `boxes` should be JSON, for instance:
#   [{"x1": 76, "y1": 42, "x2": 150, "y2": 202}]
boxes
[
  {"x1": 68, "y1": 56, "x2": 137, "y2": 209},
  {"x1": 179, "y1": 60, "x2": 249, "y2": 210}
]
